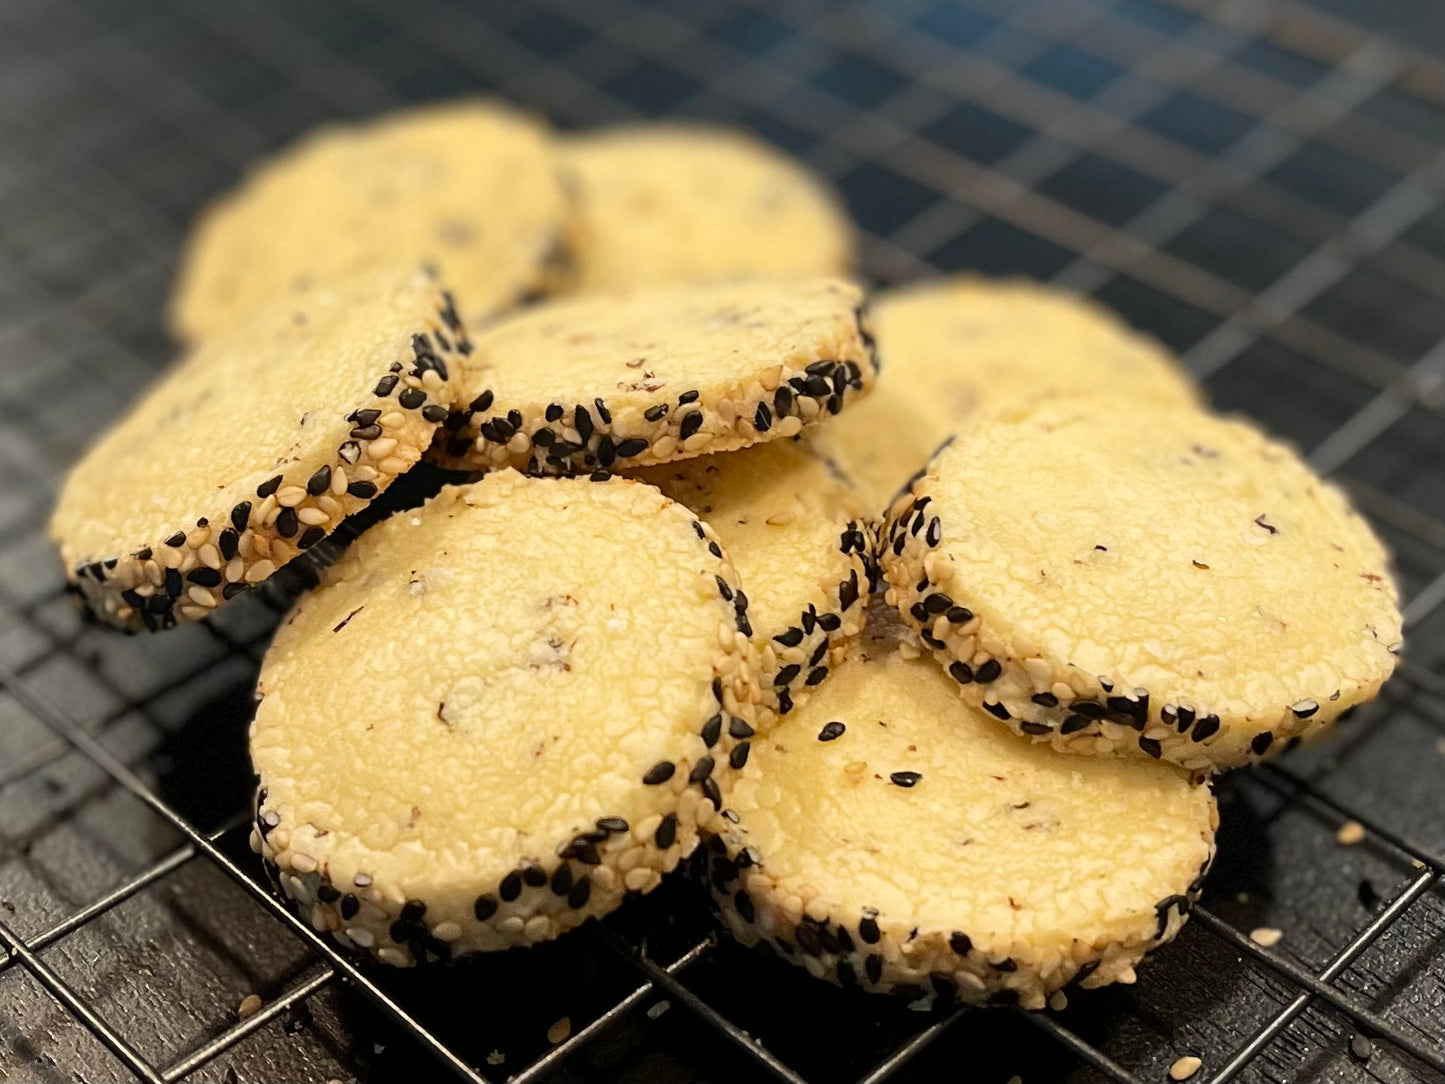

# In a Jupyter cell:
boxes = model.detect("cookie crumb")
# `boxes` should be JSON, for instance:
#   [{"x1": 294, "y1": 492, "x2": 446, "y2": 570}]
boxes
[
  {"x1": 237, "y1": 994, "x2": 263, "y2": 1020},
  {"x1": 1006, "y1": 1076, "x2": 1022, "y2": 1084},
  {"x1": 1250, "y1": 926, "x2": 1283, "y2": 948},
  {"x1": 1169, "y1": 1055, "x2": 1203, "y2": 1081},
  {"x1": 646, "y1": 1000, "x2": 671, "y2": 1020},
  {"x1": 547, "y1": 1017, "x2": 571, "y2": 1045},
  {"x1": 1335, "y1": 819, "x2": 1365, "y2": 846},
  {"x1": 486, "y1": 1050, "x2": 505, "y2": 1066},
  {"x1": 1047, "y1": 990, "x2": 1068, "y2": 1011},
  {"x1": 1349, "y1": 1034, "x2": 1373, "y2": 1062}
]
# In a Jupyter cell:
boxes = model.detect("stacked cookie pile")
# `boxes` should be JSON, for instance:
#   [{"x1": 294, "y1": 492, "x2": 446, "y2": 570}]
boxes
[{"x1": 49, "y1": 100, "x2": 1401, "y2": 1009}]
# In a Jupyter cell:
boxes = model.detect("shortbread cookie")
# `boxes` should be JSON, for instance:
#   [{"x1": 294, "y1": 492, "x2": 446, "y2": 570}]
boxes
[
  {"x1": 633, "y1": 439, "x2": 872, "y2": 728},
  {"x1": 809, "y1": 278, "x2": 1200, "y2": 512},
  {"x1": 707, "y1": 605, "x2": 1217, "y2": 1009},
  {"x1": 250, "y1": 473, "x2": 762, "y2": 966},
  {"x1": 560, "y1": 124, "x2": 853, "y2": 291},
  {"x1": 434, "y1": 278, "x2": 876, "y2": 475},
  {"x1": 880, "y1": 399, "x2": 1402, "y2": 771},
  {"x1": 170, "y1": 99, "x2": 568, "y2": 342},
  {"x1": 51, "y1": 268, "x2": 467, "y2": 632}
]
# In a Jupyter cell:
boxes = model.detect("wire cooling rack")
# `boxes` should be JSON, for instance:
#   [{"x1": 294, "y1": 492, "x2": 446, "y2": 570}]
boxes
[{"x1": 0, "y1": 0, "x2": 1442, "y2": 1081}]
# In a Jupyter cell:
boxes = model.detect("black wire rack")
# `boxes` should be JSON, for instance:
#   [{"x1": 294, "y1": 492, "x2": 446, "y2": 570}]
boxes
[{"x1": 0, "y1": 0, "x2": 1442, "y2": 1082}]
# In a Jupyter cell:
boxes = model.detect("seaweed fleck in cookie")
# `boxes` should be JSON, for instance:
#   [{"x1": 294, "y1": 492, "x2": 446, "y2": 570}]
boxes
[
  {"x1": 170, "y1": 99, "x2": 568, "y2": 342},
  {"x1": 633, "y1": 439, "x2": 873, "y2": 730},
  {"x1": 250, "y1": 473, "x2": 761, "y2": 965},
  {"x1": 434, "y1": 278, "x2": 876, "y2": 475},
  {"x1": 810, "y1": 277, "x2": 1201, "y2": 512},
  {"x1": 880, "y1": 398, "x2": 1402, "y2": 771},
  {"x1": 707, "y1": 604, "x2": 1217, "y2": 1009},
  {"x1": 51, "y1": 267, "x2": 467, "y2": 632},
  {"x1": 560, "y1": 124, "x2": 854, "y2": 291}
]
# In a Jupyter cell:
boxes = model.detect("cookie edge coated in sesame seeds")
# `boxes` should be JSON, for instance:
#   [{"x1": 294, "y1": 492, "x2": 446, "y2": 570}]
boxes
[
  {"x1": 250, "y1": 473, "x2": 764, "y2": 965},
  {"x1": 55, "y1": 276, "x2": 471, "y2": 633}
]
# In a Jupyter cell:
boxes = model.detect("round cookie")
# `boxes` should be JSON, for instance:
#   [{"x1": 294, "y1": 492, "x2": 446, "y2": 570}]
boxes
[
  {"x1": 632, "y1": 439, "x2": 873, "y2": 729},
  {"x1": 879, "y1": 398, "x2": 1402, "y2": 771},
  {"x1": 560, "y1": 124, "x2": 854, "y2": 291},
  {"x1": 51, "y1": 268, "x2": 468, "y2": 632},
  {"x1": 434, "y1": 278, "x2": 877, "y2": 476},
  {"x1": 706, "y1": 605, "x2": 1217, "y2": 1009},
  {"x1": 809, "y1": 277, "x2": 1201, "y2": 513},
  {"x1": 250, "y1": 473, "x2": 762, "y2": 966},
  {"x1": 170, "y1": 99, "x2": 568, "y2": 342}
]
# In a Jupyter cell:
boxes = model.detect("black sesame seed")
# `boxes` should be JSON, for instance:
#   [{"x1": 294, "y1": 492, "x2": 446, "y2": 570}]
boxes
[
  {"x1": 643, "y1": 761, "x2": 675, "y2": 785},
  {"x1": 794, "y1": 923, "x2": 822, "y2": 956},
  {"x1": 773, "y1": 386, "x2": 793, "y2": 416},
  {"x1": 777, "y1": 688, "x2": 793, "y2": 715},
  {"x1": 352, "y1": 408, "x2": 382, "y2": 427},
  {"x1": 948, "y1": 661, "x2": 973, "y2": 685},
  {"x1": 974, "y1": 659, "x2": 1002, "y2": 683},
  {"x1": 679, "y1": 409, "x2": 703, "y2": 440},
  {"x1": 567, "y1": 878, "x2": 591, "y2": 908},
  {"x1": 570, "y1": 841, "x2": 601, "y2": 865},
  {"x1": 521, "y1": 862, "x2": 547, "y2": 887},
  {"x1": 276, "y1": 507, "x2": 299, "y2": 538},
  {"x1": 654, "y1": 813, "x2": 678, "y2": 849},
  {"x1": 164, "y1": 567, "x2": 182, "y2": 598},
  {"x1": 544, "y1": 403, "x2": 564, "y2": 423},
  {"x1": 925, "y1": 517, "x2": 942, "y2": 546},
  {"x1": 817, "y1": 612, "x2": 841, "y2": 633},
  {"x1": 422, "y1": 404, "x2": 449, "y2": 423},
  {"x1": 1020, "y1": 721, "x2": 1052, "y2": 735},
  {"x1": 574, "y1": 405, "x2": 594, "y2": 442},
  {"x1": 1138, "y1": 736, "x2": 1163, "y2": 758},
  {"x1": 469, "y1": 390, "x2": 494, "y2": 414},
  {"x1": 1061, "y1": 714, "x2": 1092, "y2": 734},
  {"x1": 865, "y1": 953, "x2": 883, "y2": 982},
  {"x1": 982, "y1": 701, "x2": 1011, "y2": 720},
  {"x1": 688, "y1": 757, "x2": 715, "y2": 784},
  {"x1": 347, "y1": 481, "x2": 378, "y2": 499},
  {"x1": 774, "y1": 664, "x2": 801, "y2": 687},
  {"x1": 678, "y1": 390, "x2": 699, "y2": 405},
  {"x1": 1072, "y1": 700, "x2": 1105, "y2": 719},
  {"x1": 307, "y1": 465, "x2": 331, "y2": 495},
  {"x1": 1191, "y1": 714, "x2": 1221, "y2": 742},
  {"x1": 400, "y1": 900, "x2": 427, "y2": 923},
  {"x1": 1031, "y1": 692, "x2": 1059, "y2": 707},
  {"x1": 499, "y1": 871, "x2": 522, "y2": 901},
  {"x1": 350, "y1": 424, "x2": 382, "y2": 440},
  {"x1": 715, "y1": 575, "x2": 734, "y2": 602},
  {"x1": 615, "y1": 437, "x2": 648, "y2": 458},
  {"x1": 341, "y1": 895, "x2": 360, "y2": 920},
  {"x1": 949, "y1": 931, "x2": 972, "y2": 955},
  {"x1": 923, "y1": 592, "x2": 952, "y2": 614},
  {"x1": 186, "y1": 567, "x2": 222, "y2": 588},
  {"x1": 222, "y1": 583, "x2": 248, "y2": 600},
  {"x1": 945, "y1": 608, "x2": 973, "y2": 627},
  {"x1": 1251, "y1": 732, "x2": 1274, "y2": 756},
  {"x1": 217, "y1": 528, "x2": 239, "y2": 561},
  {"x1": 700, "y1": 713, "x2": 724, "y2": 748},
  {"x1": 164, "y1": 531, "x2": 187, "y2": 548},
  {"x1": 256, "y1": 475, "x2": 282, "y2": 499},
  {"x1": 1290, "y1": 699, "x2": 1319, "y2": 718},
  {"x1": 374, "y1": 374, "x2": 399, "y2": 397},
  {"x1": 805, "y1": 666, "x2": 828, "y2": 686},
  {"x1": 728, "y1": 717, "x2": 754, "y2": 740},
  {"x1": 550, "y1": 864, "x2": 573, "y2": 896},
  {"x1": 890, "y1": 771, "x2": 922, "y2": 788},
  {"x1": 809, "y1": 638, "x2": 828, "y2": 667},
  {"x1": 701, "y1": 777, "x2": 722, "y2": 809},
  {"x1": 838, "y1": 572, "x2": 860, "y2": 611},
  {"x1": 339, "y1": 441, "x2": 361, "y2": 464},
  {"x1": 597, "y1": 435, "x2": 616, "y2": 468},
  {"x1": 643, "y1": 403, "x2": 668, "y2": 422},
  {"x1": 774, "y1": 627, "x2": 804, "y2": 648}
]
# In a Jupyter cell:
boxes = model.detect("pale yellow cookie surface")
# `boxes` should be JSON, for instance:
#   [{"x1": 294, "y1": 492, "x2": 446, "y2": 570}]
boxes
[
  {"x1": 171, "y1": 99, "x2": 567, "y2": 341},
  {"x1": 560, "y1": 124, "x2": 854, "y2": 291},
  {"x1": 811, "y1": 277, "x2": 1200, "y2": 511}
]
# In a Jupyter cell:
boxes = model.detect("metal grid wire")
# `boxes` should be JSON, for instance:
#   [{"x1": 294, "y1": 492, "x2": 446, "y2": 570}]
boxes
[{"x1": 0, "y1": 0, "x2": 1442, "y2": 1081}]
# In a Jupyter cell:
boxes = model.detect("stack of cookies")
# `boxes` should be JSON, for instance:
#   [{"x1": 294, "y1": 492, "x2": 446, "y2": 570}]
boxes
[{"x1": 49, "y1": 99, "x2": 1401, "y2": 1009}]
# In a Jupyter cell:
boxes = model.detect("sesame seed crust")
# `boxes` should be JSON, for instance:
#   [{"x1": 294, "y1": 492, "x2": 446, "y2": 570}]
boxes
[
  {"x1": 631, "y1": 438, "x2": 874, "y2": 729},
  {"x1": 706, "y1": 606, "x2": 1217, "y2": 1009},
  {"x1": 559, "y1": 124, "x2": 854, "y2": 291},
  {"x1": 169, "y1": 98, "x2": 570, "y2": 342},
  {"x1": 809, "y1": 276, "x2": 1200, "y2": 514},
  {"x1": 879, "y1": 399, "x2": 1402, "y2": 771},
  {"x1": 51, "y1": 268, "x2": 468, "y2": 633},
  {"x1": 430, "y1": 278, "x2": 877, "y2": 477},
  {"x1": 250, "y1": 473, "x2": 761, "y2": 965}
]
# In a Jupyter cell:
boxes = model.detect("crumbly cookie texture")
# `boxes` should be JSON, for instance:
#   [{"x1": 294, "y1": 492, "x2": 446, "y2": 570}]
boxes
[
  {"x1": 809, "y1": 276, "x2": 1201, "y2": 513},
  {"x1": 170, "y1": 98, "x2": 568, "y2": 342},
  {"x1": 433, "y1": 278, "x2": 877, "y2": 475},
  {"x1": 250, "y1": 473, "x2": 762, "y2": 966},
  {"x1": 706, "y1": 605, "x2": 1217, "y2": 1009},
  {"x1": 880, "y1": 399, "x2": 1402, "y2": 771},
  {"x1": 632, "y1": 439, "x2": 873, "y2": 730},
  {"x1": 50, "y1": 268, "x2": 468, "y2": 632},
  {"x1": 559, "y1": 124, "x2": 854, "y2": 291}
]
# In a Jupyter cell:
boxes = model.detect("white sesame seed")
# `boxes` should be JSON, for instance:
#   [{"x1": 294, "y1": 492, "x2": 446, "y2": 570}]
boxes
[
  {"x1": 276, "y1": 486, "x2": 307, "y2": 507},
  {"x1": 330, "y1": 468, "x2": 348, "y2": 496},
  {"x1": 546, "y1": 1017, "x2": 571, "y2": 1045},
  {"x1": 198, "y1": 543, "x2": 221, "y2": 569},
  {"x1": 379, "y1": 412, "x2": 406, "y2": 429},
  {"x1": 245, "y1": 559, "x2": 277, "y2": 584},
  {"x1": 486, "y1": 1051, "x2": 505, "y2": 1066},
  {"x1": 1169, "y1": 1055, "x2": 1203, "y2": 1081},
  {"x1": 378, "y1": 456, "x2": 410, "y2": 475},
  {"x1": 366, "y1": 437, "x2": 399, "y2": 460},
  {"x1": 1336, "y1": 820, "x2": 1366, "y2": 846},
  {"x1": 1250, "y1": 927, "x2": 1283, "y2": 948},
  {"x1": 237, "y1": 994, "x2": 263, "y2": 1020},
  {"x1": 298, "y1": 507, "x2": 329, "y2": 526},
  {"x1": 186, "y1": 527, "x2": 209, "y2": 549},
  {"x1": 187, "y1": 586, "x2": 216, "y2": 608},
  {"x1": 646, "y1": 1000, "x2": 670, "y2": 1020}
]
